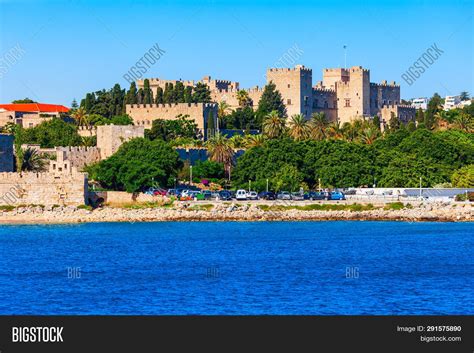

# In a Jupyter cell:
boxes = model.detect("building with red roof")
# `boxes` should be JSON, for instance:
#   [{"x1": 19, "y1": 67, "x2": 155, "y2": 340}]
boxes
[{"x1": 0, "y1": 103, "x2": 70, "y2": 128}]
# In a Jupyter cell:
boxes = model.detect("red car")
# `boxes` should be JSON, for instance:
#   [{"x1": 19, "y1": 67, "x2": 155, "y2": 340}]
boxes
[{"x1": 152, "y1": 188, "x2": 168, "y2": 196}]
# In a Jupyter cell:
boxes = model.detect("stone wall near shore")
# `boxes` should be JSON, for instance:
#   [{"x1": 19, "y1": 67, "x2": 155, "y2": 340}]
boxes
[
  {"x1": 0, "y1": 170, "x2": 87, "y2": 206},
  {"x1": 89, "y1": 190, "x2": 156, "y2": 206}
]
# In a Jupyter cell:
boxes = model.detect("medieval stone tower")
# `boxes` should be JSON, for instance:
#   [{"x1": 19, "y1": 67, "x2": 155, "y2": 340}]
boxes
[
  {"x1": 322, "y1": 66, "x2": 371, "y2": 123},
  {"x1": 266, "y1": 64, "x2": 313, "y2": 118}
]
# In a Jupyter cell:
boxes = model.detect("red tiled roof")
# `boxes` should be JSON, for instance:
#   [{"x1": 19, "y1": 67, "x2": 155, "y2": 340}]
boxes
[{"x1": 0, "y1": 103, "x2": 69, "y2": 113}]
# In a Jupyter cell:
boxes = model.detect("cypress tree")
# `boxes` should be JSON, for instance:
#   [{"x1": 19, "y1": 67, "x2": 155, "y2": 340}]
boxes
[
  {"x1": 207, "y1": 110, "x2": 215, "y2": 138},
  {"x1": 155, "y1": 87, "x2": 164, "y2": 104},
  {"x1": 174, "y1": 82, "x2": 185, "y2": 103},
  {"x1": 184, "y1": 86, "x2": 193, "y2": 103},
  {"x1": 143, "y1": 79, "x2": 153, "y2": 104},
  {"x1": 256, "y1": 82, "x2": 287, "y2": 127},
  {"x1": 192, "y1": 83, "x2": 211, "y2": 103}
]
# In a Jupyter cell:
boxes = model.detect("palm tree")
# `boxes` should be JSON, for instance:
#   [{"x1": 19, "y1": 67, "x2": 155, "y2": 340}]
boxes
[
  {"x1": 244, "y1": 134, "x2": 265, "y2": 148},
  {"x1": 21, "y1": 148, "x2": 46, "y2": 172},
  {"x1": 218, "y1": 101, "x2": 231, "y2": 128},
  {"x1": 309, "y1": 112, "x2": 328, "y2": 140},
  {"x1": 236, "y1": 90, "x2": 252, "y2": 108},
  {"x1": 342, "y1": 122, "x2": 358, "y2": 142},
  {"x1": 229, "y1": 134, "x2": 245, "y2": 149},
  {"x1": 359, "y1": 127, "x2": 380, "y2": 145},
  {"x1": 460, "y1": 91, "x2": 470, "y2": 101},
  {"x1": 206, "y1": 134, "x2": 235, "y2": 180},
  {"x1": 327, "y1": 121, "x2": 343, "y2": 140},
  {"x1": 288, "y1": 114, "x2": 309, "y2": 141},
  {"x1": 72, "y1": 107, "x2": 88, "y2": 127},
  {"x1": 453, "y1": 113, "x2": 474, "y2": 133},
  {"x1": 263, "y1": 110, "x2": 286, "y2": 139}
]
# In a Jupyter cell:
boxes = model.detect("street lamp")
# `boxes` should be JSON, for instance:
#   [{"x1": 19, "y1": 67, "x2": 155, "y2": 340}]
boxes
[
  {"x1": 174, "y1": 178, "x2": 177, "y2": 189},
  {"x1": 190, "y1": 165, "x2": 193, "y2": 185},
  {"x1": 248, "y1": 180, "x2": 251, "y2": 192},
  {"x1": 266, "y1": 178, "x2": 269, "y2": 192}
]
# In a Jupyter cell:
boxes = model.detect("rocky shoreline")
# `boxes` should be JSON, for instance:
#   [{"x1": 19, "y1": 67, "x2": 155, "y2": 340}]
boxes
[{"x1": 0, "y1": 201, "x2": 472, "y2": 224}]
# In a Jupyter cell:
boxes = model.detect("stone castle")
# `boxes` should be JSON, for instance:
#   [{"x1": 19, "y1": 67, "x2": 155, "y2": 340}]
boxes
[
  {"x1": 127, "y1": 65, "x2": 415, "y2": 128},
  {"x1": 0, "y1": 125, "x2": 144, "y2": 206}
]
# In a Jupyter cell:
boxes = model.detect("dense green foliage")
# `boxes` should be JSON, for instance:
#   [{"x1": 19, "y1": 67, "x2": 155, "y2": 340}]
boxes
[
  {"x1": 86, "y1": 138, "x2": 182, "y2": 192},
  {"x1": 145, "y1": 115, "x2": 198, "y2": 141},
  {"x1": 256, "y1": 82, "x2": 287, "y2": 125},
  {"x1": 232, "y1": 129, "x2": 474, "y2": 190},
  {"x1": 15, "y1": 118, "x2": 82, "y2": 148},
  {"x1": 192, "y1": 160, "x2": 225, "y2": 179},
  {"x1": 12, "y1": 98, "x2": 36, "y2": 103}
]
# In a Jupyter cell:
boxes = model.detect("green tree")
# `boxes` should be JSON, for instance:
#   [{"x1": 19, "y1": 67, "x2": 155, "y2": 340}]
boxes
[
  {"x1": 12, "y1": 98, "x2": 36, "y2": 103},
  {"x1": 206, "y1": 110, "x2": 216, "y2": 138},
  {"x1": 425, "y1": 93, "x2": 443, "y2": 129},
  {"x1": 17, "y1": 118, "x2": 82, "y2": 148},
  {"x1": 206, "y1": 134, "x2": 234, "y2": 179},
  {"x1": 88, "y1": 138, "x2": 182, "y2": 192},
  {"x1": 451, "y1": 164, "x2": 474, "y2": 187},
  {"x1": 309, "y1": 112, "x2": 328, "y2": 140},
  {"x1": 272, "y1": 164, "x2": 303, "y2": 191},
  {"x1": 460, "y1": 91, "x2": 470, "y2": 101},
  {"x1": 147, "y1": 115, "x2": 198, "y2": 141},
  {"x1": 263, "y1": 110, "x2": 286, "y2": 139},
  {"x1": 124, "y1": 82, "x2": 138, "y2": 105},
  {"x1": 192, "y1": 82, "x2": 211, "y2": 103},
  {"x1": 388, "y1": 112, "x2": 400, "y2": 131},
  {"x1": 373, "y1": 115, "x2": 381, "y2": 130},
  {"x1": 21, "y1": 147, "x2": 47, "y2": 172},
  {"x1": 256, "y1": 82, "x2": 287, "y2": 126},
  {"x1": 184, "y1": 86, "x2": 193, "y2": 103},
  {"x1": 155, "y1": 87, "x2": 164, "y2": 104},
  {"x1": 415, "y1": 108, "x2": 425, "y2": 125},
  {"x1": 288, "y1": 114, "x2": 309, "y2": 141},
  {"x1": 192, "y1": 160, "x2": 225, "y2": 179},
  {"x1": 142, "y1": 79, "x2": 153, "y2": 104},
  {"x1": 163, "y1": 83, "x2": 174, "y2": 103},
  {"x1": 174, "y1": 82, "x2": 185, "y2": 103}
]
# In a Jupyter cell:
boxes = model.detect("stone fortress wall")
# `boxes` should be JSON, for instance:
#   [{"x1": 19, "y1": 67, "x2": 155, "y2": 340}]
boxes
[
  {"x1": 133, "y1": 64, "x2": 414, "y2": 126},
  {"x1": 125, "y1": 103, "x2": 217, "y2": 139},
  {"x1": 0, "y1": 165, "x2": 87, "y2": 207}
]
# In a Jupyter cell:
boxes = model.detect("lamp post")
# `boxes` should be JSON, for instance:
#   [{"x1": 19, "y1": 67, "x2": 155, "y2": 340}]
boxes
[
  {"x1": 419, "y1": 176, "x2": 422, "y2": 198},
  {"x1": 266, "y1": 178, "x2": 269, "y2": 192},
  {"x1": 190, "y1": 165, "x2": 193, "y2": 185},
  {"x1": 174, "y1": 178, "x2": 177, "y2": 189},
  {"x1": 248, "y1": 180, "x2": 251, "y2": 193}
]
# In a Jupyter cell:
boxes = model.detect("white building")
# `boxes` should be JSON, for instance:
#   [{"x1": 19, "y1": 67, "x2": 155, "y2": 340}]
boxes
[
  {"x1": 444, "y1": 95, "x2": 461, "y2": 110},
  {"x1": 411, "y1": 97, "x2": 428, "y2": 110}
]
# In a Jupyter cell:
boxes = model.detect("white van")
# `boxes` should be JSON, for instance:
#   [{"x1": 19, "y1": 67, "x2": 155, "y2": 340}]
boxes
[{"x1": 235, "y1": 189, "x2": 248, "y2": 200}]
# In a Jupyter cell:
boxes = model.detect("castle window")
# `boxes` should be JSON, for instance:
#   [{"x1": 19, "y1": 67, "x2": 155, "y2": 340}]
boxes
[
  {"x1": 288, "y1": 84, "x2": 290, "y2": 88},
  {"x1": 287, "y1": 99, "x2": 292, "y2": 105},
  {"x1": 304, "y1": 96, "x2": 309, "y2": 106},
  {"x1": 324, "y1": 101, "x2": 328, "y2": 108},
  {"x1": 345, "y1": 99, "x2": 351, "y2": 107},
  {"x1": 313, "y1": 99, "x2": 318, "y2": 108}
]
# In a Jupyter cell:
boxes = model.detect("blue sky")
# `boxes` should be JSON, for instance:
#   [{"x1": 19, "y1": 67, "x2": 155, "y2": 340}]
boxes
[{"x1": 0, "y1": 0, "x2": 472, "y2": 106}]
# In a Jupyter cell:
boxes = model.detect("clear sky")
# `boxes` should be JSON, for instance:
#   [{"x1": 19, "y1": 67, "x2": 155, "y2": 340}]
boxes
[{"x1": 0, "y1": 0, "x2": 472, "y2": 106}]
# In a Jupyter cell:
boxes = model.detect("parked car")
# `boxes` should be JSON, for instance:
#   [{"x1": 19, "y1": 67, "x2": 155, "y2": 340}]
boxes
[
  {"x1": 307, "y1": 191, "x2": 325, "y2": 200},
  {"x1": 247, "y1": 191, "x2": 259, "y2": 200},
  {"x1": 327, "y1": 191, "x2": 345, "y2": 200},
  {"x1": 290, "y1": 192, "x2": 304, "y2": 201},
  {"x1": 235, "y1": 189, "x2": 248, "y2": 200},
  {"x1": 277, "y1": 191, "x2": 291, "y2": 200},
  {"x1": 219, "y1": 190, "x2": 233, "y2": 201},
  {"x1": 258, "y1": 191, "x2": 276, "y2": 200},
  {"x1": 188, "y1": 190, "x2": 205, "y2": 200},
  {"x1": 202, "y1": 190, "x2": 212, "y2": 200},
  {"x1": 167, "y1": 188, "x2": 179, "y2": 196},
  {"x1": 153, "y1": 188, "x2": 168, "y2": 196}
]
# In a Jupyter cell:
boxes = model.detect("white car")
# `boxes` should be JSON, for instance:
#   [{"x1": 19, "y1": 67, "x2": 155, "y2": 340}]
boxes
[
  {"x1": 235, "y1": 189, "x2": 248, "y2": 200},
  {"x1": 246, "y1": 191, "x2": 258, "y2": 200}
]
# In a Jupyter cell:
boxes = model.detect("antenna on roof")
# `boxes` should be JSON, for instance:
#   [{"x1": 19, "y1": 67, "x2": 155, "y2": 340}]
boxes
[{"x1": 343, "y1": 45, "x2": 347, "y2": 69}]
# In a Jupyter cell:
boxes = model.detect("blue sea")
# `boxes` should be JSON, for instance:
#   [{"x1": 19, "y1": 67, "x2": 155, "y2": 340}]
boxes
[{"x1": 0, "y1": 221, "x2": 472, "y2": 315}]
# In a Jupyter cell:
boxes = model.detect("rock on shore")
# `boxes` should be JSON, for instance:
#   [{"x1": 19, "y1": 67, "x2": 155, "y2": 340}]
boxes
[{"x1": 0, "y1": 202, "x2": 472, "y2": 224}]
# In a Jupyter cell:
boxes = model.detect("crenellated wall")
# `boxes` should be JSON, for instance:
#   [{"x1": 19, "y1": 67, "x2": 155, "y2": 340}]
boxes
[
  {"x1": 125, "y1": 103, "x2": 217, "y2": 139},
  {"x1": 0, "y1": 170, "x2": 87, "y2": 206}
]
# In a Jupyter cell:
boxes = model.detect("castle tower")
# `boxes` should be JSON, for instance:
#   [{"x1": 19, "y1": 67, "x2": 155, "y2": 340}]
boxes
[
  {"x1": 324, "y1": 66, "x2": 371, "y2": 123},
  {"x1": 266, "y1": 65, "x2": 313, "y2": 118}
]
